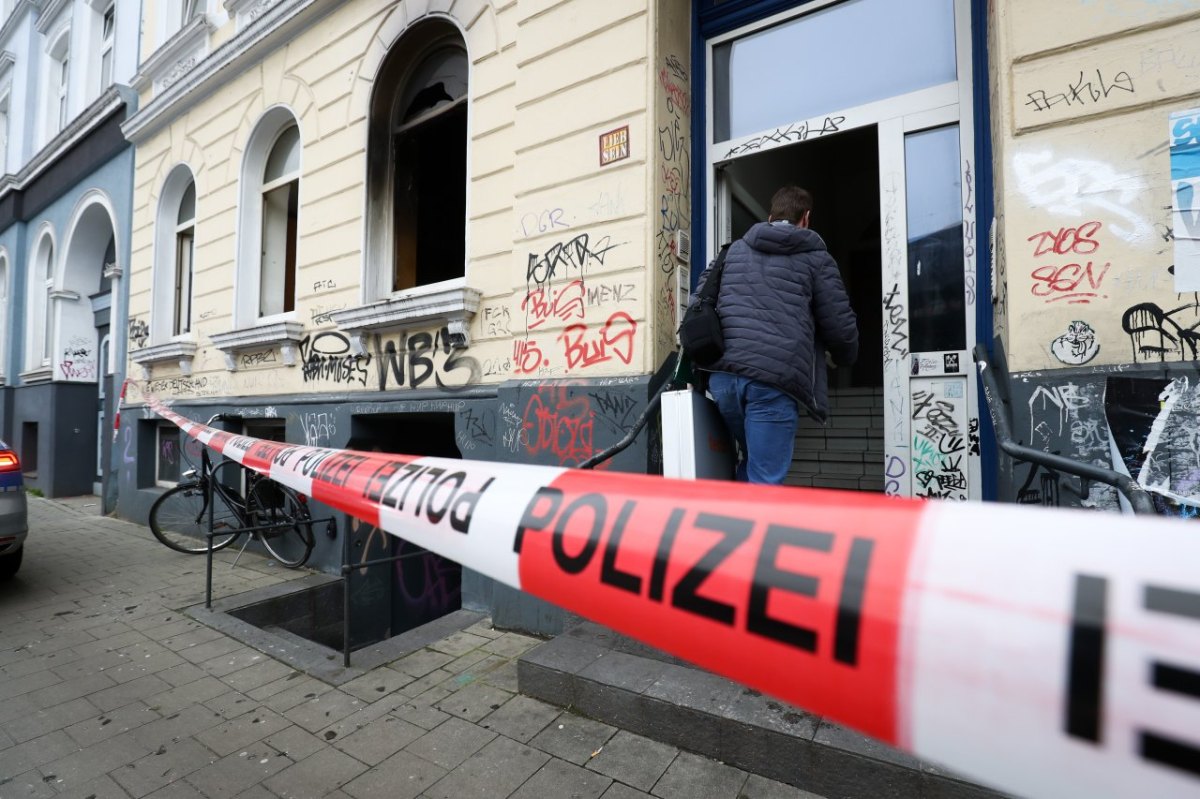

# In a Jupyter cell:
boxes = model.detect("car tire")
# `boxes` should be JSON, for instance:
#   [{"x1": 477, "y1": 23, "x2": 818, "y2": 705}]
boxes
[{"x1": 0, "y1": 545, "x2": 22, "y2": 578}]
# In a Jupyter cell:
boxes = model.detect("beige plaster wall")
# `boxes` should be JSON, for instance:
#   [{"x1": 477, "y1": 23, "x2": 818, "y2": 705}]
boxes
[
  {"x1": 126, "y1": 0, "x2": 669, "y2": 403},
  {"x1": 993, "y1": 0, "x2": 1200, "y2": 372}
]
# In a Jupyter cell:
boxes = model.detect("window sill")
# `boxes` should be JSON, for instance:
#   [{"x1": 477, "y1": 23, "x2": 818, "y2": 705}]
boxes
[
  {"x1": 130, "y1": 340, "x2": 199, "y2": 380},
  {"x1": 209, "y1": 320, "x2": 304, "y2": 371},
  {"x1": 18, "y1": 367, "x2": 53, "y2": 386},
  {"x1": 329, "y1": 282, "x2": 482, "y2": 355}
]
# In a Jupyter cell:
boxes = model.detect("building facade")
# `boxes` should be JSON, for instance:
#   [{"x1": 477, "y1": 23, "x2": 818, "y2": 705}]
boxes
[
  {"x1": 0, "y1": 0, "x2": 138, "y2": 507},
  {"x1": 116, "y1": 0, "x2": 1200, "y2": 634}
]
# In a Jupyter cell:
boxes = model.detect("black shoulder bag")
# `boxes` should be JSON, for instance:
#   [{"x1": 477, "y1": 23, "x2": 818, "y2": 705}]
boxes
[{"x1": 678, "y1": 244, "x2": 731, "y2": 368}]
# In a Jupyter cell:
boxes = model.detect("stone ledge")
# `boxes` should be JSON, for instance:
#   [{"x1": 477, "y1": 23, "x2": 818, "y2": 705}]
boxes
[{"x1": 518, "y1": 622, "x2": 1008, "y2": 799}]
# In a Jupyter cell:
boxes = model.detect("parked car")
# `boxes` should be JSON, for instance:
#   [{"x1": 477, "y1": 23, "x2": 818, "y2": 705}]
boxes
[{"x1": 0, "y1": 441, "x2": 27, "y2": 577}]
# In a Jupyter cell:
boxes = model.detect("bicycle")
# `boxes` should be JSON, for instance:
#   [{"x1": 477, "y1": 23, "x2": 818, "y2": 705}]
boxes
[{"x1": 147, "y1": 415, "x2": 315, "y2": 567}]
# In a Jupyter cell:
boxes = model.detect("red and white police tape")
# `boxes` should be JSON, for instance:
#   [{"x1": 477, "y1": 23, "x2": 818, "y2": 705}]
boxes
[{"x1": 145, "y1": 396, "x2": 1200, "y2": 799}]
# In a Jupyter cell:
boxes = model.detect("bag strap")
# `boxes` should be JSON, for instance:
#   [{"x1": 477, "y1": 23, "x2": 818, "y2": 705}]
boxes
[{"x1": 699, "y1": 243, "x2": 732, "y2": 303}]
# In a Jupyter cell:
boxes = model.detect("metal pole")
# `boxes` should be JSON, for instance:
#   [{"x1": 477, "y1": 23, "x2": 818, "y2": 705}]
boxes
[
  {"x1": 205, "y1": 471, "x2": 215, "y2": 609},
  {"x1": 342, "y1": 514, "x2": 351, "y2": 668}
]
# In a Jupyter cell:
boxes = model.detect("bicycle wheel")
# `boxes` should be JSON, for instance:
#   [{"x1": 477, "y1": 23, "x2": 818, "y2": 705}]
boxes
[
  {"x1": 148, "y1": 483, "x2": 241, "y2": 554},
  {"x1": 248, "y1": 480, "x2": 314, "y2": 568}
]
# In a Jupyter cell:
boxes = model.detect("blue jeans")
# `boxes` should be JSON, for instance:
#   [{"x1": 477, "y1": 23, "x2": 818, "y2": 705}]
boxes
[{"x1": 707, "y1": 372, "x2": 798, "y2": 485}]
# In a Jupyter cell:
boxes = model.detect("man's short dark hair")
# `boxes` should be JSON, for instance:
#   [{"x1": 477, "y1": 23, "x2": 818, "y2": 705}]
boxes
[{"x1": 769, "y1": 186, "x2": 813, "y2": 224}]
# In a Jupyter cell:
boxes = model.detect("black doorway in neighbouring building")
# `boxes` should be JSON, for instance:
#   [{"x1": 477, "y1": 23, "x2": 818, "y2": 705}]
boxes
[
  {"x1": 722, "y1": 125, "x2": 885, "y2": 490},
  {"x1": 345, "y1": 412, "x2": 463, "y2": 650}
]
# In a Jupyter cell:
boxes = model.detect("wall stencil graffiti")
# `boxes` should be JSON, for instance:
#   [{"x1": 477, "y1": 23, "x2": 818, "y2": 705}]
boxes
[{"x1": 1051, "y1": 320, "x2": 1101, "y2": 365}]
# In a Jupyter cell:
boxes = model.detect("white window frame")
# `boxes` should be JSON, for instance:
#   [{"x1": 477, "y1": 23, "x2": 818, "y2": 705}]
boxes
[
  {"x1": 233, "y1": 106, "x2": 301, "y2": 329},
  {"x1": 149, "y1": 165, "x2": 198, "y2": 346},
  {"x1": 44, "y1": 28, "x2": 71, "y2": 143},
  {"x1": 26, "y1": 229, "x2": 55, "y2": 371},
  {"x1": 173, "y1": 185, "x2": 195, "y2": 335},
  {"x1": 258, "y1": 125, "x2": 300, "y2": 319},
  {"x1": 181, "y1": 0, "x2": 200, "y2": 29},
  {"x1": 0, "y1": 89, "x2": 9, "y2": 175},
  {"x1": 98, "y1": 3, "x2": 115, "y2": 92}
]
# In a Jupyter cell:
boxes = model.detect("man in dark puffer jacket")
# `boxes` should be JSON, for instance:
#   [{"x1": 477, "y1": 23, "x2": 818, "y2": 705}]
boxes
[{"x1": 698, "y1": 185, "x2": 858, "y2": 484}]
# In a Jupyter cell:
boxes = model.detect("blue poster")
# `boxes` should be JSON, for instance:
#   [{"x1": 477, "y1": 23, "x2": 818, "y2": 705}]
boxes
[{"x1": 1170, "y1": 107, "x2": 1200, "y2": 291}]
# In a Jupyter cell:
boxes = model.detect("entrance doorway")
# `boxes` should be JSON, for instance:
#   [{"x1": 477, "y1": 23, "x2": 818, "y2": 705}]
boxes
[
  {"x1": 720, "y1": 126, "x2": 884, "y2": 490},
  {"x1": 707, "y1": 0, "x2": 980, "y2": 499}
]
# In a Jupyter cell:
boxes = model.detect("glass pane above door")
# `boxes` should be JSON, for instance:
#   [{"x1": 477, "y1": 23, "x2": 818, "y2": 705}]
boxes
[{"x1": 713, "y1": 0, "x2": 957, "y2": 142}]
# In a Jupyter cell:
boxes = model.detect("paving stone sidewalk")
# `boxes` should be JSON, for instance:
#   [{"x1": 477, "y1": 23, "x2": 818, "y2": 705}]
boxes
[{"x1": 0, "y1": 498, "x2": 821, "y2": 799}]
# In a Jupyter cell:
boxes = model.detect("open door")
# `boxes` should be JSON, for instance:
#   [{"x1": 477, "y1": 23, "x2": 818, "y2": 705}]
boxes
[{"x1": 707, "y1": 0, "x2": 980, "y2": 500}]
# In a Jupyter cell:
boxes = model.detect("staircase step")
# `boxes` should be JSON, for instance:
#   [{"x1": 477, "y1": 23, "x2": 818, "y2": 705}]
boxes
[{"x1": 518, "y1": 622, "x2": 1005, "y2": 799}]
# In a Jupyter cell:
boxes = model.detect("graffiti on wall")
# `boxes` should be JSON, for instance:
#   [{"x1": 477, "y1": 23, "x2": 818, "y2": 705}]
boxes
[
  {"x1": 910, "y1": 380, "x2": 968, "y2": 500},
  {"x1": 301, "y1": 333, "x2": 370, "y2": 386},
  {"x1": 456, "y1": 407, "x2": 494, "y2": 454},
  {"x1": 240, "y1": 350, "x2": 277, "y2": 368},
  {"x1": 297, "y1": 328, "x2": 481, "y2": 391},
  {"x1": 1121, "y1": 298, "x2": 1200, "y2": 362},
  {"x1": 499, "y1": 382, "x2": 642, "y2": 468},
  {"x1": 374, "y1": 328, "x2": 481, "y2": 391},
  {"x1": 1051, "y1": 320, "x2": 1101, "y2": 365},
  {"x1": 526, "y1": 233, "x2": 623, "y2": 288},
  {"x1": 1019, "y1": 379, "x2": 1117, "y2": 511},
  {"x1": 1023, "y1": 68, "x2": 1135, "y2": 114},
  {"x1": 513, "y1": 228, "x2": 636, "y2": 376},
  {"x1": 721, "y1": 115, "x2": 844, "y2": 159},
  {"x1": 656, "y1": 55, "x2": 691, "y2": 358},
  {"x1": 129, "y1": 318, "x2": 149, "y2": 349},
  {"x1": 60, "y1": 337, "x2": 96, "y2": 380},
  {"x1": 298, "y1": 412, "x2": 336, "y2": 448},
  {"x1": 1027, "y1": 220, "x2": 1111, "y2": 304},
  {"x1": 520, "y1": 389, "x2": 595, "y2": 466},
  {"x1": 1013, "y1": 150, "x2": 1152, "y2": 244}
]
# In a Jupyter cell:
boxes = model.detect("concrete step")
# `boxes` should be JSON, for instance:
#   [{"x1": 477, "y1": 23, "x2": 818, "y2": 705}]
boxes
[{"x1": 518, "y1": 622, "x2": 1006, "y2": 799}]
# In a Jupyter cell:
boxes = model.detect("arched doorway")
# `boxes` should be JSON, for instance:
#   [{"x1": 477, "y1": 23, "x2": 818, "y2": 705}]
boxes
[{"x1": 61, "y1": 196, "x2": 118, "y2": 496}]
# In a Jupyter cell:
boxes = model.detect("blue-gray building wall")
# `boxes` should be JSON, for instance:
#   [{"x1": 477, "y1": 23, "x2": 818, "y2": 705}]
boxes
[{"x1": 0, "y1": 134, "x2": 134, "y2": 498}]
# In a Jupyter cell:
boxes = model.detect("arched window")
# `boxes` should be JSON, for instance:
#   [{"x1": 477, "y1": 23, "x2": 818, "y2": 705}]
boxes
[
  {"x1": 365, "y1": 21, "x2": 468, "y2": 298},
  {"x1": 259, "y1": 124, "x2": 299, "y2": 317},
  {"x1": 234, "y1": 109, "x2": 301, "y2": 326},
  {"x1": 98, "y1": 4, "x2": 115, "y2": 91},
  {"x1": 151, "y1": 165, "x2": 197, "y2": 344},
  {"x1": 46, "y1": 30, "x2": 70, "y2": 140},
  {"x1": 0, "y1": 90, "x2": 9, "y2": 175},
  {"x1": 174, "y1": 181, "x2": 195, "y2": 334},
  {"x1": 28, "y1": 232, "x2": 54, "y2": 369}
]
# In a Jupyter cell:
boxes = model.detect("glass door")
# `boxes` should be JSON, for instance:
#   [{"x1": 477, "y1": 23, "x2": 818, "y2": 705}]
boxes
[{"x1": 708, "y1": 0, "x2": 979, "y2": 500}]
